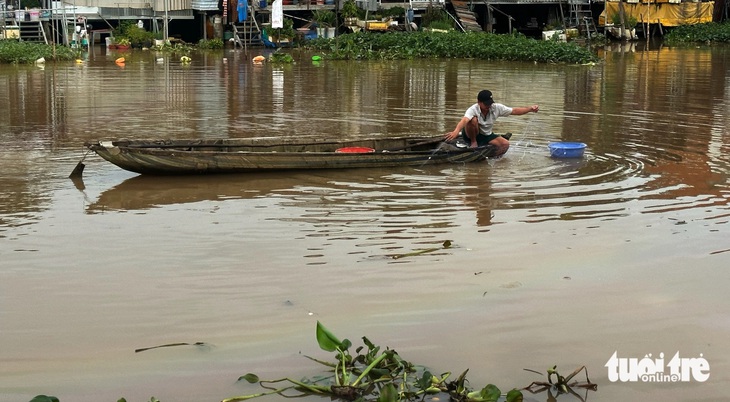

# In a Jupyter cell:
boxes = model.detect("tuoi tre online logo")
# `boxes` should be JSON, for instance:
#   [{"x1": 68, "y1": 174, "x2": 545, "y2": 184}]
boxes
[{"x1": 605, "y1": 351, "x2": 710, "y2": 383}]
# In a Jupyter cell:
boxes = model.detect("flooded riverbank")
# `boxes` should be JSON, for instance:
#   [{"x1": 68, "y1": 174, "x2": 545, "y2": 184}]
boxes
[{"x1": 1, "y1": 45, "x2": 729, "y2": 401}]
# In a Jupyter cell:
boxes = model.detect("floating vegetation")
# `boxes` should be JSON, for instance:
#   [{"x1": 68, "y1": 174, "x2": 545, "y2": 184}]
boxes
[
  {"x1": 29, "y1": 396, "x2": 59, "y2": 402},
  {"x1": 28, "y1": 323, "x2": 596, "y2": 402},
  {"x1": 198, "y1": 38, "x2": 225, "y2": 49},
  {"x1": 150, "y1": 41, "x2": 195, "y2": 54},
  {"x1": 134, "y1": 341, "x2": 208, "y2": 353},
  {"x1": 0, "y1": 41, "x2": 76, "y2": 64},
  {"x1": 665, "y1": 22, "x2": 730, "y2": 44},
  {"x1": 304, "y1": 31, "x2": 600, "y2": 64},
  {"x1": 268, "y1": 50, "x2": 295, "y2": 64},
  {"x1": 224, "y1": 322, "x2": 597, "y2": 402},
  {"x1": 391, "y1": 240, "x2": 452, "y2": 259},
  {"x1": 524, "y1": 365, "x2": 597, "y2": 400}
]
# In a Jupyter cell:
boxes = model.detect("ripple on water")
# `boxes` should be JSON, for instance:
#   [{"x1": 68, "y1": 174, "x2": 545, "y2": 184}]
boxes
[{"x1": 488, "y1": 110, "x2": 730, "y2": 223}]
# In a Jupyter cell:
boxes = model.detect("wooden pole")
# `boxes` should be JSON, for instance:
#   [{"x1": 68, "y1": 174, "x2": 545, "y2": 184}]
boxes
[
  {"x1": 646, "y1": 0, "x2": 650, "y2": 41},
  {"x1": 618, "y1": 0, "x2": 627, "y2": 40},
  {"x1": 486, "y1": 4, "x2": 492, "y2": 33}
]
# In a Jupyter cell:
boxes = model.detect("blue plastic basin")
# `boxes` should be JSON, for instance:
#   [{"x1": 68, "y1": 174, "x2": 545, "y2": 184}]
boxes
[{"x1": 549, "y1": 142, "x2": 586, "y2": 158}]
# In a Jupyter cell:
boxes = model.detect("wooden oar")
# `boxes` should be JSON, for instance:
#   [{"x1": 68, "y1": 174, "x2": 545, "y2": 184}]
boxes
[{"x1": 68, "y1": 149, "x2": 91, "y2": 178}]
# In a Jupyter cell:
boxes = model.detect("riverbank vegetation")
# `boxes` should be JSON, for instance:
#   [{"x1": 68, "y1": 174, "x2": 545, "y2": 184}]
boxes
[
  {"x1": 3, "y1": 20, "x2": 729, "y2": 65},
  {"x1": 305, "y1": 31, "x2": 600, "y2": 64},
  {"x1": 665, "y1": 21, "x2": 730, "y2": 44},
  {"x1": 0, "y1": 41, "x2": 76, "y2": 64}
]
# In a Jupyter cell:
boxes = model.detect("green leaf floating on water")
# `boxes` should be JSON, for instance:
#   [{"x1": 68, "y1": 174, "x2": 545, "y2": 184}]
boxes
[
  {"x1": 237, "y1": 373, "x2": 260, "y2": 383},
  {"x1": 416, "y1": 370, "x2": 433, "y2": 390},
  {"x1": 506, "y1": 388, "x2": 524, "y2": 402},
  {"x1": 316, "y1": 321, "x2": 342, "y2": 352},
  {"x1": 29, "y1": 396, "x2": 59, "y2": 402},
  {"x1": 377, "y1": 383, "x2": 398, "y2": 402},
  {"x1": 467, "y1": 384, "x2": 501, "y2": 402}
]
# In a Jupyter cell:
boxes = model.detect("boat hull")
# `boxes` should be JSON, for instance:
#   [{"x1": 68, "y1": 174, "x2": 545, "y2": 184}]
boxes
[{"x1": 86, "y1": 137, "x2": 497, "y2": 175}]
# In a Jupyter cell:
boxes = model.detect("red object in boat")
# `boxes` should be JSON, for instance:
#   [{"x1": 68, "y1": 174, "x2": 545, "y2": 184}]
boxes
[{"x1": 335, "y1": 147, "x2": 375, "y2": 153}]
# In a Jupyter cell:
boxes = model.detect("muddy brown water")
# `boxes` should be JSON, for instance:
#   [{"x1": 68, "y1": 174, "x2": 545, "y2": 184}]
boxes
[{"x1": 1, "y1": 43, "x2": 729, "y2": 402}]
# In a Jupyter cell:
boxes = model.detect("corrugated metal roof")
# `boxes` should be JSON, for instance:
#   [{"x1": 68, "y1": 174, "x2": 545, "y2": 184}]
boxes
[
  {"x1": 191, "y1": 0, "x2": 218, "y2": 10},
  {"x1": 148, "y1": 0, "x2": 192, "y2": 11},
  {"x1": 65, "y1": 0, "x2": 193, "y2": 10}
]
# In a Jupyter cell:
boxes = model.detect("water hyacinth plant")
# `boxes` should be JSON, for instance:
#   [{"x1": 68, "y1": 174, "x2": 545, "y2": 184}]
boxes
[
  {"x1": 223, "y1": 321, "x2": 527, "y2": 402},
  {"x1": 198, "y1": 38, "x2": 225, "y2": 49},
  {"x1": 665, "y1": 21, "x2": 730, "y2": 44},
  {"x1": 0, "y1": 41, "x2": 76, "y2": 64},
  {"x1": 305, "y1": 31, "x2": 599, "y2": 64},
  {"x1": 27, "y1": 323, "x2": 595, "y2": 401}
]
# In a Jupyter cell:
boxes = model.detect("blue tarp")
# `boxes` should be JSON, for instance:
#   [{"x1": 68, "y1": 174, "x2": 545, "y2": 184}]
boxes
[{"x1": 238, "y1": 0, "x2": 248, "y2": 22}]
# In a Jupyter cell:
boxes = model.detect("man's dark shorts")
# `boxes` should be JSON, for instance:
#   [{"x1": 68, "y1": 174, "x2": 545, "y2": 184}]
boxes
[{"x1": 460, "y1": 129, "x2": 499, "y2": 147}]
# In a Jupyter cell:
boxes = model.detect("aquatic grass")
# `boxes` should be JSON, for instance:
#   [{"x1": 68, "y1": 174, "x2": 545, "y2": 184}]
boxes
[
  {"x1": 305, "y1": 31, "x2": 599, "y2": 64},
  {"x1": 0, "y1": 40, "x2": 76, "y2": 64},
  {"x1": 665, "y1": 21, "x2": 730, "y2": 44}
]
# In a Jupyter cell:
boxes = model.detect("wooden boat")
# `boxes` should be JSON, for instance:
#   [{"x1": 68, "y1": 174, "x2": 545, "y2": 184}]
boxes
[{"x1": 85, "y1": 136, "x2": 498, "y2": 175}]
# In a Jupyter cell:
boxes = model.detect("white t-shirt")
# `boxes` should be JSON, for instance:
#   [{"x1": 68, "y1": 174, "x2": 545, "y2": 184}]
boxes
[{"x1": 464, "y1": 103, "x2": 513, "y2": 135}]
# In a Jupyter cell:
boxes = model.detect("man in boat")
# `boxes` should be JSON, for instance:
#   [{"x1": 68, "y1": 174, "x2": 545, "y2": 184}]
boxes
[{"x1": 444, "y1": 90, "x2": 539, "y2": 156}]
